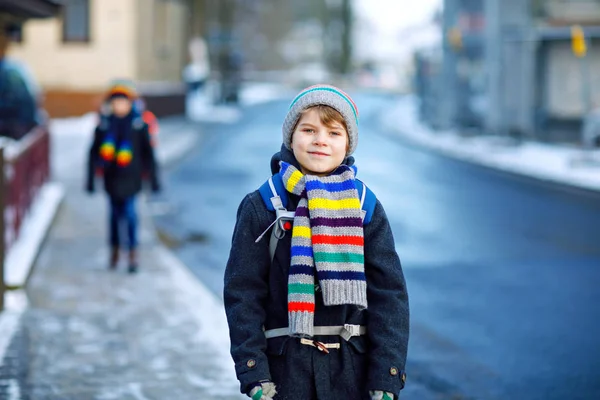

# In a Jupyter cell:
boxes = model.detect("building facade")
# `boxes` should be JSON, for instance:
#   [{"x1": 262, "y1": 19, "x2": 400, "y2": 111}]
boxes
[
  {"x1": 8, "y1": 0, "x2": 201, "y2": 117},
  {"x1": 434, "y1": 0, "x2": 600, "y2": 143}
]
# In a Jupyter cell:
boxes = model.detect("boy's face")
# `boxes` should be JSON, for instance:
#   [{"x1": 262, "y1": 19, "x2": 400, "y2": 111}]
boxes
[
  {"x1": 291, "y1": 108, "x2": 348, "y2": 176},
  {"x1": 111, "y1": 97, "x2": 132, "y2": 117}
]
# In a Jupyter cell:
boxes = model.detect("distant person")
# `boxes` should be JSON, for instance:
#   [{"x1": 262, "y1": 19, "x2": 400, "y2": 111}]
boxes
[
  {"x1": 86, "y1": 80, "x2": 160, "y2": 273},
  {"x1": 0, "y1": 24, "x2": 40, "y2": 140},
  {"x1": 98, "y1": 88, "x2": 160, "y2": 148},
  {"x1": 182, "y1": 36, "x2": 210, "y2": 92},
  {"x1": 224, "y1": 84, "x2": 409, "y2": 399},
  {"x1": 582, "y1": 105, "x2": 600, "y2": 148}
]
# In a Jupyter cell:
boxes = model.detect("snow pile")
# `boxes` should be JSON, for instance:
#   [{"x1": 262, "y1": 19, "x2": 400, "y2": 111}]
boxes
[{"x1": 383, "y1": 96, "x2": 600, "y2": 192}]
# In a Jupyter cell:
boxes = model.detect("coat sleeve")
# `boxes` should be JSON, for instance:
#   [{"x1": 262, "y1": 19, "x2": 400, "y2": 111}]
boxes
[
  {"x1": 223, "y1": 193, "x2": 273, "y2": 394},
  {"x1": 364, "y1": 199, "x2": 410, "y2": 395},
  {"x1": 139, "y1": 123, "x2": 160, "y2": 191},
  {"x1": 86, "y1": 127, "x2": 102, "y2": 191}
]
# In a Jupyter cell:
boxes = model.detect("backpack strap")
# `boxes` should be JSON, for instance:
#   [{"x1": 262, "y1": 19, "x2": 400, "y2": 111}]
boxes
[
  {"x1": 259, "y1": 172, "x2": 288, "y2": 211},
  {"x1": 257, "y1": 174, "x2": 377, "y2": 261},
  {"x1": 132, "y1": 116, "x2": 145, "y2": 130},
  {"x1": 356, "y1": 179, "x2": 376, "y2": 225},
  {"x1": 258, "y1": 173, "x2": 294, "y2": 261}
]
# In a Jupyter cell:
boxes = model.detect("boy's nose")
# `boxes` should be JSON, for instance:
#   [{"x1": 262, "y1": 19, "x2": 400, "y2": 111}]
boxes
[{"x1": 313, "y1": 131, "x2": 327, "y2": 145}]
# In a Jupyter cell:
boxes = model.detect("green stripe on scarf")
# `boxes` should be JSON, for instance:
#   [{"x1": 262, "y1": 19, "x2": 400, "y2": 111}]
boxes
[
  {"x1": 314, "y1": 252, "x2": 365, "y2": 264},
  {"x1": 288, "y1": 283, "x2": 314, "y2": 294}
]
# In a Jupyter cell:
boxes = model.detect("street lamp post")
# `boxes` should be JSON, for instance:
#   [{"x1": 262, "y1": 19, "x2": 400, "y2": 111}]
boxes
[
  {"x1": 0, "y1": 146, "x2": 5, "y2": 311},
  {"x1": 572, "y1": 25, "x2": 595, "y2": 151}
]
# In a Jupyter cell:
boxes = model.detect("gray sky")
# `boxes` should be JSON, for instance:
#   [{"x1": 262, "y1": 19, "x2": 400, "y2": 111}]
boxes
[
  {"x1": 354, "y1": 0, "x2": 441, "y2": 33},
  {"x1": 353, "y1": 0, "x2": 442, "y2": 63}
]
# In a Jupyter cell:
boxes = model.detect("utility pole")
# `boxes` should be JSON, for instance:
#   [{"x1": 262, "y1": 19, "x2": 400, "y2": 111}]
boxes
[
  {"x1": 214, "y1": 0, "x2": 237, "y2": 103},
  {"x1": 441, "y1": 0, "x2": 460, "y2": 129},
  {"x1": 484, "y1": 0, "x2": 502, "y2": 136},
  {"x1": 571, "y1": 25, "x2": 591, "y2": 114},
  {"x1": 572, "y1": 25, "x2": 595, "y2": 150},
  {"x1": 0, "y1": 147, "x2": 5, "y2": 311},
  {"x1": 339, "y1": 0, "x2": 352, "y2": 76}
]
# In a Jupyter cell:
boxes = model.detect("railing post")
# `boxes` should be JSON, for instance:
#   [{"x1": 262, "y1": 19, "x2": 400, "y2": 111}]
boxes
[{"x1": 0, "y1": 146, "x2": 5, "y2": 312}]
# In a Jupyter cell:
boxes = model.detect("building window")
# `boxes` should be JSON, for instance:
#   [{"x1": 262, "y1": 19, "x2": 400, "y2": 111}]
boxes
[
  {"x1": 6, "y1": 23, "x2": 23, "y2": 44},
  {"x1": 62, "y1": 0, "x2": 90, "y2": 42}
]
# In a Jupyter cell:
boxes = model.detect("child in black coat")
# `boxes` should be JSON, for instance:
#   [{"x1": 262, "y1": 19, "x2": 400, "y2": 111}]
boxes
[
  {"x1": 224, "y1": 85, "x2": 409, "y2": 399},
  {"x1": 86, "y1": 80, "x2": 160, "y2": 273}
]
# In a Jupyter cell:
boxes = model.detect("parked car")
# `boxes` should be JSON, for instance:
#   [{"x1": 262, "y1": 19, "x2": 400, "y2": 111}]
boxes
[{"x1": 0, "y1": 56, "x2": 42, "y2": 140}]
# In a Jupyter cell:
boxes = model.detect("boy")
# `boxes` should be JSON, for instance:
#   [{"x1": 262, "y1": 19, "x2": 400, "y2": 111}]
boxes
[
  {"x1": 86, "y1": 81, "x2": 160, "y2": 273},
  {"x1": 224, "y1": 85, "x2": 409, "y2": 399}
]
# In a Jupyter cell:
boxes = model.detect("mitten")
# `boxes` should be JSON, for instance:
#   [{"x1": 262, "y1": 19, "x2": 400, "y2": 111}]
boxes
[
  {"x1": 85, "y1": 182, "x2": 95, "y2": 194},
  {"x1": 151, "y1": 179, "x2": 161, "y2": 193},
  {"x1": 248, "y1": 380, "x2": 277, "y2": 400},
  {"x1": 370, "y1": 390, "x2": 395, "y2": 400}
]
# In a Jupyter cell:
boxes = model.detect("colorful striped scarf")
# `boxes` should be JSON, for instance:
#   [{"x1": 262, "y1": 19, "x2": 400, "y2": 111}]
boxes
[{"x1": 280, "y1": 161, "x2": 367, "y2": 337}]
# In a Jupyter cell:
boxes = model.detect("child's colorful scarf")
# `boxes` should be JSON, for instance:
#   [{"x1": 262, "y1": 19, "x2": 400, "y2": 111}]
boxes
[
  {"x1": 280, "y1": 161, "x2": 367, "y2": 337},
  {"x1": 99, "y1": 133, "x2": 133, "y2": 168}
]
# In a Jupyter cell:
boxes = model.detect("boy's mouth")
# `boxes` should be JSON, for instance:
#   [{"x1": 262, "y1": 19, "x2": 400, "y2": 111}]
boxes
[{"x1": 308, "y1": 151, "x2": 329, "y2": 157}]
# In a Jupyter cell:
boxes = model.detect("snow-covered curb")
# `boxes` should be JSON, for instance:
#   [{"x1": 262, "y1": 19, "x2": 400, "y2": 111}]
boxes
[
  {"x1": 0, "y1": 183, "x2": 57, "y2": 368},
  {"x1": 5, "y1": 182, "x2": 65, "y2": 288},
  {"x1": 384, "y1": 97, "x2": 600, "y2": 193},
  {"x1": 0, "y1": 291, "x2": 27, "y2": 367}
]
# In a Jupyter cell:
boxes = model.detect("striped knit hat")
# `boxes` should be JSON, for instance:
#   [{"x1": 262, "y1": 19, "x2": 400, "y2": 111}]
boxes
[
  {"x1": 106, "y1": 79, "x2": 138, "y2": 100},
  {"x1": 283, "y1": 84, "x2": 359, "y2": 155}
]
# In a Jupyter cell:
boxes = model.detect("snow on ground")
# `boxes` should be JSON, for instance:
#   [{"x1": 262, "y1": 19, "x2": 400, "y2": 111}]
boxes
[
  {"x1": 383, "y1": 96, "x2": 600, "y2": 192},
  {"x1": 48, "y1": 112, "x2": 96, "y2": 179},
  {"x1": 0, "y1": 291, "x2": 27, "y2": 368},
  {"x1": 155, "y1": 246, "x2": 235, "y2": 372}
]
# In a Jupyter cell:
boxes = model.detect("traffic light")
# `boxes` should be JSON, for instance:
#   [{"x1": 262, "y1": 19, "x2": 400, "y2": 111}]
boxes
[
  {"x1": 571, "y1": 25, "x2": 587, "y2": 58},
  {"x1": 448, "y1": 27, "x2": 462, "y2": 51}
]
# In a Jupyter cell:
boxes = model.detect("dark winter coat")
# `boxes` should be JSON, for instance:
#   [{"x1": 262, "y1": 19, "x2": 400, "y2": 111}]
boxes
[
  {"x1": 224, "y1": 146, "x2": 409, "y2": 399},
  {"x1": 87, "y1": 111, "x2": 159, "y2": 199}
]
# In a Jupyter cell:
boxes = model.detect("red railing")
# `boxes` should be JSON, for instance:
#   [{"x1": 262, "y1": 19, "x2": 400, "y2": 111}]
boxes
[
  {"x1": 1, "y1": 126, "x2": 50, "y2": 309},
  {"x1": 2, "y1": 126, "x2": 50, "y2": 251}
]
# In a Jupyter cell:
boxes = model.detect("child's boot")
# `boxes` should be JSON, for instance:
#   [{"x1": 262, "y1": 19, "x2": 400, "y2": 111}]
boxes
[
  {"x1": 109, "y1": 246, "x2": 119, "y2": 270},
  {"x1": 128, "y1": 249, "x2": 138, "y2": 274}
]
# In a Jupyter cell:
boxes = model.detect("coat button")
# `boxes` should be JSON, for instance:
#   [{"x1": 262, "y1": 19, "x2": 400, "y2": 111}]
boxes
[
  {"x1": 247, "y1": 359, "x2": 256, "y2": 368},
  {"x1": 390, "y1": 367, "x2": 398, "y2": 376}
]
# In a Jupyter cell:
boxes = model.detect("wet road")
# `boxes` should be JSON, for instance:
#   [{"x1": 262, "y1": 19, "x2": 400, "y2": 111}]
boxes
[{"x1": 153, "y1": 93, "x2": 600, "y2": 399}]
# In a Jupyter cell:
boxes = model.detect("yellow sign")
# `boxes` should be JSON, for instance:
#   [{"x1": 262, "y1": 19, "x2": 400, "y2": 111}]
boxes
[
  {"x1": 448, "y1": 27, "x2": 462, "y2": 50},
  {"x1": 571, "y1": 25, "x2": 587, "y2": 58}
]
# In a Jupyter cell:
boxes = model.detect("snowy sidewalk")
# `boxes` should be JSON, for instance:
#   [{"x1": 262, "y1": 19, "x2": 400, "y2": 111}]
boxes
[
  {"x1": 383, "y1": 96, "x2": 600, "y2": 193},
  {"x1": 0, "y1": 115, "x2": 245, "y2": 399}
]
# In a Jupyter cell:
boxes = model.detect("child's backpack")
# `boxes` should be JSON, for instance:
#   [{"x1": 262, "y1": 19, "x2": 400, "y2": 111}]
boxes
[
  {"x1": 142, "y1": 109, "x2": 159, "y2": 147},
  {"x1": 257, "y1": 172, "x2": 377, "y2": 261}
]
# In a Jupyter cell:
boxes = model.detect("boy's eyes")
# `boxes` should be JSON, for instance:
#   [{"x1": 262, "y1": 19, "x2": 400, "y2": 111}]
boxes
[{"x1": 302, "y1": 128, "x2": 342, "y2": 136}]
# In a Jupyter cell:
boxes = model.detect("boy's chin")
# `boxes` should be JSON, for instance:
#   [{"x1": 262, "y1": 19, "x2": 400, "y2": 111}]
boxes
[{"x1": 302, "y1": 164, "x2": 338, "y2": 176}]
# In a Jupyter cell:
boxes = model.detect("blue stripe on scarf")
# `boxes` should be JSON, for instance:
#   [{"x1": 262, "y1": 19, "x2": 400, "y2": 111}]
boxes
[
  {"x1": 290, "y1": 264, "x2": 315, "y2": 276},
  {"x1": 306, "y1": 179, "x2": 356, "y2": 192},
  {"x1": 291, "y1": 245, "x2": 313, "y2": 258},
  {"x1": 318, "y1": 270, "x2": 367, "y2": 281}
]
